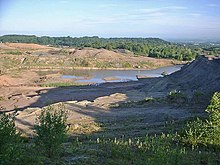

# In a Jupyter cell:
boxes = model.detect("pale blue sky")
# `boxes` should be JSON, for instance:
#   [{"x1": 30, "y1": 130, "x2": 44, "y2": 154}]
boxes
[{"x1": 0, "y1": 0, "x2": 220, "y2": 40}]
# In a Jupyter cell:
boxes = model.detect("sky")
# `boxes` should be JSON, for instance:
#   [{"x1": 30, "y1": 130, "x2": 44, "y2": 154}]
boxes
[{"x1": 0, "y1": 0, "x2": 220, "y2": 40}]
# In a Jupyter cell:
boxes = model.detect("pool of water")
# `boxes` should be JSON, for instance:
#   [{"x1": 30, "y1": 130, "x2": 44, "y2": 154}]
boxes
[{"x1": 60, "y1": 65, "x2": 183, "y2": 83}]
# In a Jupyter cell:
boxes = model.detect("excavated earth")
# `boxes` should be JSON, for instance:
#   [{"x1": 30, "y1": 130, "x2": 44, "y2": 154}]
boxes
[
  {"x1": 0, "y1": 54, "x2": 220, "y2": 136},
  {"x1": 139, "y1": 55, "x2": 220, "y2": 96}
]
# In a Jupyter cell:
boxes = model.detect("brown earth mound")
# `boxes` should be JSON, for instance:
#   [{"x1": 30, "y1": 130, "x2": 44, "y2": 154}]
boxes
[
  {"x1": 0, "y1": 43, "x2": 16, "y2": 50},
  {"x1": 70, "y1": 48, "x2": 127, "y2": 59},
  {"x1": 0, "y1": 71, "x2": 39, "y2": 87},
  {"x1": 0, "y1": 75, "x2": 17, "y2": 86},
  {"x1": 70, "y1": 48, "x2": 176, "y2": 68},
  {"x1": 4, "y1": 43, "x2": 51, "y2": 49}
]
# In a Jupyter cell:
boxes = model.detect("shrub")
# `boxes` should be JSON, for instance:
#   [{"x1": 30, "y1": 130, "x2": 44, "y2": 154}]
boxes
[
  {"x1": 0, "y1": 96, "x2": 4, "y2": 101},
  {"x1": 34, "y1": 104, "x2": 68, "y2": 158},
  {"x1": 122, "y1": 62, "x2": 132, "y2": 68},
  {"x1": 167, "y1": 90, "x2": 187, "y2": 104},
  {"x1": 0, "y1": 112, "x2": 22, "y2": 164},
  {"x1": 205, "y1": 92, "x2": 220, "y2": 147},
  {"x1": 181, "y1": 92, "x2": 220, "y2": 149},
  {"x1": 80, "y1": 59, "x2": 89, "y2": 67},
  {"x1": 181, "y1": 118, "x2": 206, "y2": 149}
]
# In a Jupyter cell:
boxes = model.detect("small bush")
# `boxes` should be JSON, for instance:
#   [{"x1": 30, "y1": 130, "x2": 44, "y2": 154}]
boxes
[
  {"x1": 0, "y1": 96, "x2": 4, "y2": 101},
  {"x1": 122, "y1": 62, "x2": 132, "y2": 68},
  {"x1": 34, "y1": 104, "x2": 68, "y2": 158},
  {"x1": 167, "y1": 90, "x2": 188, "y2": 104},
  {"x1": 181, "y1": 118, "x2": 206, "y2": 149},
  {"x1": 0, "y1": 112, "x2": 22, "y2": 164}
]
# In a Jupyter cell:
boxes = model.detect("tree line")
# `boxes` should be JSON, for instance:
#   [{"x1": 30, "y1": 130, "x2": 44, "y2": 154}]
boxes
[{"x1": 0, "y1": 35, "x2": 202, "y2": 61}]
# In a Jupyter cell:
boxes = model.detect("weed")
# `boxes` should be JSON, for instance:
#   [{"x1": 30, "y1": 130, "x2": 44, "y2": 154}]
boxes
[
  {"x1": 167, "y1": 90, "x2": 188, "y2": 104},
  {"x1": 71, "y1": 134, "x2": 218, "y2": 164},
  {"x1": 0, "y1": 96, "x2": 4, "y2": 101},
  {"x1": 122, "y1": 62, "x2": 132, "y2": 68}
]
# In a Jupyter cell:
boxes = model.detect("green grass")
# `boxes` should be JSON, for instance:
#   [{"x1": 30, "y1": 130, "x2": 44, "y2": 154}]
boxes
[
  {"x1": 5, "y1": 51, "x2": 22, "y2": 55},
  {"x1": 0, "y1": 96, "x2": 4, "y2": 101},
  {"x1": 40, "y1": 82, "x2": 84, "y2": 87},
  {"x1": 166, "y1": 90, "x2": 188, "y2": 104},
  {"x1": 70, "y1": 134, "x2": 218, "y2": 165}
]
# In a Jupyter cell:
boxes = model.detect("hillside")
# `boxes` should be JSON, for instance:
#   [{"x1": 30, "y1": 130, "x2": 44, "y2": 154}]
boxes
[
  {"x1": 0, "y1": 43, "x2": 181, "y2": 74},
  {"x1": 0, "y1": 35, "x2": 199, "y2": 60},
  {"x1": 141, "y1": 55, "x2": 220, "y2": 99},
  {"x1": 1, "y1": 53, "x2": 220, "y2": 164}
]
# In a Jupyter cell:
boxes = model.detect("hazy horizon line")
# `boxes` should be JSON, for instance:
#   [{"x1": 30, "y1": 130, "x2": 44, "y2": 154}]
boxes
[{"x1": 1, "y1": 33, "x2": 220, "y2": 42}]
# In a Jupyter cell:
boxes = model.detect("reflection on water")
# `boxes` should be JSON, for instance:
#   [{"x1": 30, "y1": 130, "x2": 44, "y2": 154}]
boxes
[{"x1": 60, "y1": 65, "x2": 183, "y2": 83}]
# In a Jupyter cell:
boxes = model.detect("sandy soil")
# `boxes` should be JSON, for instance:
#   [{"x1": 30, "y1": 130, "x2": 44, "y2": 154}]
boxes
[
  {"x1": 0, "y1": 73, "x2": 193, "y2": 136},
  {"x1": 0, "y1": 44, "x2": 219, "y2": 136},
  {"x1": 0, "y1": 43, "x2": 183, "y2": 73},
  {"x1": 3, "y1": 43, "x2": 52, "y2": 49}
]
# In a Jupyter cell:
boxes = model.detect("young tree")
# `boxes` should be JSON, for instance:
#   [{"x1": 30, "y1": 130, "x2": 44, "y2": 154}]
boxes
[
  {"x1": 205, "y1": 92, "x2": 220, "y2": 144},
  {"x1": 34, "y1": 104, "x2": 68, "y2": 158},
  {"x1": 0, "y1": 112, "x2": 22, "y2": 164}
]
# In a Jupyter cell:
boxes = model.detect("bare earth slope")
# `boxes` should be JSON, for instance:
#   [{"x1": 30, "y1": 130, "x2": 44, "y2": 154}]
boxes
[
  {"x1": 141, "y1": 55, "x2": 220, "y2": 96},
  {"x1": 0, "y1": 43, "x2": 180, "y2": 72},
  {"x1": 1, "y1": 55, "x2": 218, "y2": 136}
]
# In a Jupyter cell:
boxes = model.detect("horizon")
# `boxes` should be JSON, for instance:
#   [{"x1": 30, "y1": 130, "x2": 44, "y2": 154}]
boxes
[
  {"x1": 0, "y1": 0, "x2": 220, "y2": 41},
  {"x1": 1, "y1": 34, "x2": 220, "y2": 43}
]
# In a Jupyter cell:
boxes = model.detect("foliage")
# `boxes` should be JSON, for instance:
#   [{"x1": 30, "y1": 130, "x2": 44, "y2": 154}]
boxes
[
  {"x1": 34, "y1": 104, "x2": 68, "y2": 158},
  {"x1": 0, "y1": 96, "x2": 4, "y2": 101},
  {"x1": 71, "y1": 135, "x2": 218, "y2": 165},
  {"x1": 0, "y1": 35, "x2": 202, "y2": 61},
  {"x1": 0, "y1": 112, "x2": 22, "y2": 164},
  {"x1": 5, "y1": 51, "x2": 22, "y2": 55},
  {"x1": 181, "y1": 92, "x2": 220, "y2": 150},
  {"x1": 40, "y1": 82, "x2": 83, "y2": 87},
  {"x1": 205, "y1": 92, "x2": 220, "y2": 147},
  {"x1": 166, "y1": 90, "x2": 188, "y2": 104},
  {"x1": 206, "y1": 92, "x2": 220, "y2": 124},
  {"x1": 181, "y1": 118, "x2": 206, "y2": 149},
  {"x1": 122, "y1": 62, "x2": 132, "y2": 68}
]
